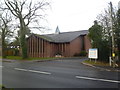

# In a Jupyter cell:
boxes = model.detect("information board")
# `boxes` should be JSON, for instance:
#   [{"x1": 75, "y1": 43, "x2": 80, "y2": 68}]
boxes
[{"x1": 88, "y1": 48, "x2": 98, "y2": 59}]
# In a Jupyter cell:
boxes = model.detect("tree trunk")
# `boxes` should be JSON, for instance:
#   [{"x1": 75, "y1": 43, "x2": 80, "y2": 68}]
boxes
[
  {"x1": 19, "y1": 18, "x2": 28, "y2": 59},
  {"x1": 2, "y1": 33, "x2": 6, "y2": 58}
]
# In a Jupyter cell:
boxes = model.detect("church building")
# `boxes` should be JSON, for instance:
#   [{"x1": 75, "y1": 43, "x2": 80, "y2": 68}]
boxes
[{"x1": 27, "y1": 27, "x2": 91, "y2": 57}]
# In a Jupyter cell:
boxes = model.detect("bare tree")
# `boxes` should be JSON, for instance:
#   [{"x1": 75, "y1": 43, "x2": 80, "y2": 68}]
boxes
[
  {"x1": 97, "y1": 4, "x2": 117, "y2": 40},
  {"x1": 0, "y1": 11, "x2": 13, "y2": 58},
  {"x1": 96, "y1": 2, "x2": 119, "y2": 61},
  {"x1": 4, "y1": 0, "x2": 50, "y2": 59}
]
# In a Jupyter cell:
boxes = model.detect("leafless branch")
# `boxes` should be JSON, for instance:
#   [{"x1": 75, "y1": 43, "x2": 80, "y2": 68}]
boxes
[{"x1": 4, "y1": 0, "x2": 18, "y2": 17}]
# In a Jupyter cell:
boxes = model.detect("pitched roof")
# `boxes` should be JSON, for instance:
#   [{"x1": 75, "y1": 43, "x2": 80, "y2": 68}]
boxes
[{"x1": 35, "y1": 30, "x2": 88, "y2": 43}]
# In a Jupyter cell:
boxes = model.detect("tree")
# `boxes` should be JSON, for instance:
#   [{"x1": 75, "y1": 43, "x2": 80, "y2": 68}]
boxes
[
  {"x1": 96, "y1": 2, "x2": 120, "y2": 61},
  {"x1": 0, "y1": 11, "x2": 13, "y2": 58},
  {"x1": 88, "y1": 21, "x2": 103, "y2": 47},
  {"x1": 88, "y1": 20, "x2": 110, "y2": 61},
  {"x1": 115, "y1": 9, "x2": 120, "y2": 60},
  {"x1": 4, "y1": 0, "x2": 50, "y2": 59}
]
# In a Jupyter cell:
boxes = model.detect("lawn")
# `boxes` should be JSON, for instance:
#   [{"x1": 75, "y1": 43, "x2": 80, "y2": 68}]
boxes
[
  {"x1": 83, "y1": 60, "x2": 120, "y2": 67},
  {"x1": 4, "y1": 56, "x2": 62, "y2": 61},
  {"x1": 83, "y1": 60, "x2": 110, "y2": 66},
  {"x1": 0, "y1": 85, "x2": 6, "y2": 89}
]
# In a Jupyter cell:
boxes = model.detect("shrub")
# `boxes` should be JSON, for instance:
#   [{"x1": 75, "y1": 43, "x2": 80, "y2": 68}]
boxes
[
  {"x1": 79, "y1": 51, "x2": 87, "y2": 56},
  {"x1": 74, "y1": 51, "x2": 87, "y2": 57},
  {"x1": 74, "y1": 53, "x2": 80, "y2": 57}
]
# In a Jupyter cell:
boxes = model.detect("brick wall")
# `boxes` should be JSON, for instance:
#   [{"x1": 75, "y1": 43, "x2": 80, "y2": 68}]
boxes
[
  {"x1": 27, "y1": 34, "x2": 91, "y2": 57},
  {"x1": 84, "y1": 35, "x2": 92, "y2": 52},
  {"x1": 70, "y1": 37, "x2": 81, "y2": 56}
]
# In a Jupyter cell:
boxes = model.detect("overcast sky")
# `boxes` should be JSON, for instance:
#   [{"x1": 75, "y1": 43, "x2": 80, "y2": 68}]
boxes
[{"x1": 34, "y1": 0, "x2": 120, "y2": 34}]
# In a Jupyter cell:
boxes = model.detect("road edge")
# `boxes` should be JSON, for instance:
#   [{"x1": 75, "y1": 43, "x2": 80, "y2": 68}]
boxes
[{"x1": 81, "y1": 62, "x2": 120, "y2": 72}]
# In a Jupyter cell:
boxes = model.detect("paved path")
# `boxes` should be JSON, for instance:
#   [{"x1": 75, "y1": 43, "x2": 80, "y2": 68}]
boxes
[{"x1": 2, "y1": 58, "x2": 120, "y2": 88}]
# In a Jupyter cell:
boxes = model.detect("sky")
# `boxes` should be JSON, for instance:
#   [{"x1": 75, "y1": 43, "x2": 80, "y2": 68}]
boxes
[{"x1": 36, "y1": 0, "x2": 120, "y2": 34}]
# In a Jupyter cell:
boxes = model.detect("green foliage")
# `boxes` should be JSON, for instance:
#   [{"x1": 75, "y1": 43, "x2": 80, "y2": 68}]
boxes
[
  {"x1": 115, "y1": 9, "x2": 120, "y2": 61},
  {"x1": 88, "y1": 21, "x2": 110, "y2": 62},
  {"x1": 88, "y1": 21, "x2": 103, "y2": 48},
  {"x1": 6, "y1": 56, "x2": 22, "y2": 60},
  {"x1": 5, "y1": 56, "x2": 61, "y2": 60},
  {"x1": 74, "y1": 51, "x2": 87, "y2": 57},
  {"x1": 98, "y1": 40, "x2": 110, "y2": 62},
  {"x1": 83, "y1": 60, "x2": 109, "y2": 66},
  {"x1": 79, "y1": 51, "x2": 87, "y2": 56},
  {"x1": 20, "y1": 30, "x2": 28, "y2": 59}
]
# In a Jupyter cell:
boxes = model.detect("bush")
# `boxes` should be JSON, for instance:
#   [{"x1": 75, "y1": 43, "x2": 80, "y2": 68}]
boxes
[
  {"x1": 79, "y1": 51, "x2": 87, "y2": 56},
  {"x1": 74, "y1": 53, "x2": 80, "y2": 57},
  {"x1": 74, "y1": 51, "x2": 87, "y2": 57},
  {"x1": 98, "y1": 41, "x2": 110, "y2": 62}
]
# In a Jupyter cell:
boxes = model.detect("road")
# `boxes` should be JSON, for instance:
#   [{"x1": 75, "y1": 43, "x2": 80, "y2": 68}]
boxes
[{"x1": 2, "y1": 58, "x2": 120, "y2": 88}]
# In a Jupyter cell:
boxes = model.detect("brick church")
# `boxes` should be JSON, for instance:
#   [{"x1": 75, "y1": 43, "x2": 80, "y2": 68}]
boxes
[{"x1": 27, "y1": 27, "x2": 91, "y2": 57}]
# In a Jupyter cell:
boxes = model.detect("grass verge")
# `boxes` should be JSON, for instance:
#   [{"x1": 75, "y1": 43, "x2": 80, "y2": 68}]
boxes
[
  {"x1": 4, "y1": 56, "x2": 62, "y2": 61},
  {"x1": 83, "y1": 60, "x2": 110, "y2": 66},
  {"x1": 0, "y1": 85, "x2": 5, "y2": 88}
]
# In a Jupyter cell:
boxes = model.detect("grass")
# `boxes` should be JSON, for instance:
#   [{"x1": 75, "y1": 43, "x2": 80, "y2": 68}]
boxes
[
  {"x1": 6, "y1": 56, "x2": 22, "y2": 60},
  {"x1": 4, "y1": 56, "x2": 62, "y2": 61},
  {"x1": 83, "y1": 60, "x2": 120, "y2": 67},
  {"x1": 0, "y1": 85, "x2": 5, "y2": 89},
  {"x1": 83, "y1": 60, "x2": 110, "y2": 66}
]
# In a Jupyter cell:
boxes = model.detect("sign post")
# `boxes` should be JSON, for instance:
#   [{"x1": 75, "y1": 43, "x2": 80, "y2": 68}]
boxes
[{"x1": 88, "y1": 48, "x2": 98, "y2": 63}]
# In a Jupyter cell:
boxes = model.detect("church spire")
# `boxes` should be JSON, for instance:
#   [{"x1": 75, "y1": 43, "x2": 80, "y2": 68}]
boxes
[{"x1": 55, "y1": 26, "x2": 60, "y2": 34}]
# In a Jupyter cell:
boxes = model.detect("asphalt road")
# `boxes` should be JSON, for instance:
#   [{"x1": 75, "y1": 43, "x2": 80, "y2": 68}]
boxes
[{"x1": 2, "y1": 58, "x2": 120, "y2": 88}]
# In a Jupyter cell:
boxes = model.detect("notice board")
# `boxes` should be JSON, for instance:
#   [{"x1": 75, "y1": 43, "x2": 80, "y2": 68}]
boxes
[{"x1": 88, "y1": 48, "x2": 98, "y2": 59}]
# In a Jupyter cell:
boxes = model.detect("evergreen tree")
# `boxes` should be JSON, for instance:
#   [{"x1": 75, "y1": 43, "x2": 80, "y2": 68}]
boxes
[
  {"x1": 88, "y1": 21, "x2": 103, "y2": 48},
  {"x1": 88, "y1": 20, "x2": 110, "y2": 61},
  {"x1": 115, "y1": 9, "x2": 120, "y2": 61}
]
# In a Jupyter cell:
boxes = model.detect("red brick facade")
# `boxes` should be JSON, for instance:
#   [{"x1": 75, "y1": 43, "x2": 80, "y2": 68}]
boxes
[{"x1": 27, "y1": 34, "x2": 91, "y2": 57}]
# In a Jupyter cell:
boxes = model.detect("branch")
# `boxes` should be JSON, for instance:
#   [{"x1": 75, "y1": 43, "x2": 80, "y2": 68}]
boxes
[
  {"x1": 23, "y1": 0, "x2": 50, "y2": 26},
  {"x1": 4, "y1": 0, "x2": 18, "y2": 17},
  {"x1": 20, "y1": 0, "x2": 26, "y2": 12},
  {"x1": 23, "y1": 0, "x2": 32, "y2": 19}
]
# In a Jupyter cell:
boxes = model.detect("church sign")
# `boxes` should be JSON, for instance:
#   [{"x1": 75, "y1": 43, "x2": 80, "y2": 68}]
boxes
[{"x1": 88, "y1": 48, "x2": 98, "y2": 59}]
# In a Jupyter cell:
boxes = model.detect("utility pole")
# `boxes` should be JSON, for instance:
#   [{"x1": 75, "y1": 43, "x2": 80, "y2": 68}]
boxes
[
  {"x1": 118, "y1": 1, "x2": 120, "y2": 9},
  {"x1": 110, "y1": 2, "x2": 116, "y2": 68}
]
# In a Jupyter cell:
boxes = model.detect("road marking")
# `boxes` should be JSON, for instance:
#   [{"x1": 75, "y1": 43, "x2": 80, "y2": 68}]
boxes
[
  {"x1": 0, "y1": 66, "x2": 3, "y2": 68},
  {"x1": 76, "y1": 76, "x2": 120, "y2": 83},
  {"x1": 14, "y1": 68, "x2": 28, "y2": 72},
  {"x1": 14, "y1": 68, "x2": 51, "y2": 75},
  {"x1": 28, "y1": 70, "x2": 51, "y2": 75}
]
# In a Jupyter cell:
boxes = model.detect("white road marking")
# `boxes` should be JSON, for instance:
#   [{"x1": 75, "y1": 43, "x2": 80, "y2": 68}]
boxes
[
  {"x1": 28, "y1": 70, "x2": 51, "y2": 75},
  {"x1": 14, "y1": 68, "x2": 28, "y2": 72},
  {"x1": 76, "y1": 76, "x2": 120, "y2": 83},
  {"x1": 14, "y1": 68, "x2": 51, "y2": 75},
  {"x1": 0, "y1": 66, "x2": 3, "y2": 68}
]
